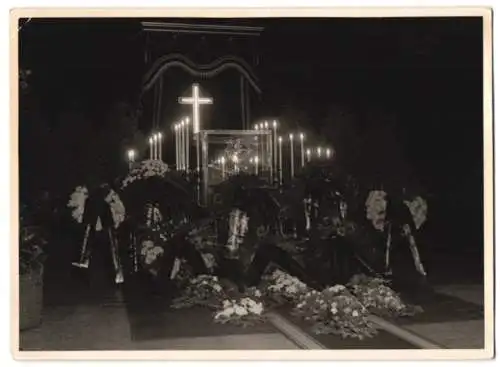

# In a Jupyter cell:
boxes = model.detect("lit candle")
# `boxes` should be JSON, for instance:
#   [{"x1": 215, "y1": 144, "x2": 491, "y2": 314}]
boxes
[
  {"x1": 306, "y1": 148, "x2": 311, "y2": 163},
  {"x1": 259, "y1": 122, "x2": 264, "y2": 166},
  {"x1": 272, "y1": 120, "x2": 278, "y2": 182},
  {"x1": 278, "y1": 136, "x2": 283, "y2": 185},
  {"x1": 264, "y1": 121, "x2": 271, "y2": 181},
  {"x1": 232, "y1": 154, "x2": 239, "y2": 173},
  {"x1": 299, "y1": 133, "x2": 305, "y2": 167},
  {"x1": 289, "y1": 133, "x2": 294, "y2": 179},
  {"x1": 158, "y1": 132, "x2": 163, "y2": 161},
  {"x1": 180, "y1": 120, "x2": 185, "y2": 170},
  {"x1": 127, "y1": 149, "x2": 135, "y2": 170},
  {"x1": 149, "y1": 137, "x2": 153, "y2": 160},
  {"x1": 326, "y1": 148, "x2": 331, "y2": 159},
  {"x1": 154, "y1": 134, "x2": 159, "y2": 160},
  {"x1": 185, "y1": 118, "x2": 190, "y2": 171},
  {"x1": 174, "y1": 124, "x2": 179, "y2": 169},
  {"x1": 317, "y1": 147, "x2": 322, "y2": 158},
  {"x1": 254, "y1": 155, "x2": 259, "y2": 175},
  {"x1": 221, "y1": 156, "x2": 226, "y2": 179}
]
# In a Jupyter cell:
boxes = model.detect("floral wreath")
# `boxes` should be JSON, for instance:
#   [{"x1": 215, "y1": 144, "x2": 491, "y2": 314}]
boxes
[
  {"x1": 365, "y1": 190, "x2": 428, "y2": 232},
  {"x1": 67, "y1": 185, "x2": 126, "y2": 229},
  {"x1": 121, "y1": 159, "x2": 169, "y2": 189}
]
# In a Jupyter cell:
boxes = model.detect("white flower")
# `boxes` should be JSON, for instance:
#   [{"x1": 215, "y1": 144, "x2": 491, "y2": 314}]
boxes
[
  {"x1": 365, "y1": 190, "x2": 387, "y2": 231},
  {"x1": 234, "y1": 306, "x2": 248, "y2": 316},
  {"x1": 249, "y1": 302, "x2": 264, "y2": 315},
  {"x1": 330, "y1": 285, "x2": 346, "y2": 293},
  {"x1": 213, "y1": 284, "x2": 222, "y2": 292},
  {"x1": 331, "y1": 307, "x2": 338, "y2": 315},
  {"x1": 223, "y1": 300, "x2": 232, "y2": 308},
  {"x1": 352, "y1": 310, "x2": 359, "y2": 317},
  {"x1": 254, "y1": 290, "x2": 262, "y2": 298}
]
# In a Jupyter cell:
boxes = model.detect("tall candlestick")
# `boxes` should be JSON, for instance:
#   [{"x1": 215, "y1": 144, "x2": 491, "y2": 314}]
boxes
[
  {"x1": 175, "y1": 124, "x2": 180, "y2": 169},
  {"x1": 326, "y1": 148, "x2": 331, "y2": 159},
  {"x1": 264, "y1": 121, "x2": 271, "y2": 181},
  {"x1": 158, "y1": 132, "x2": 163, "y2": 161},
  {"x1": 272, "y1": 120, "x2": 278, "y2": 182},
  {"x1": 149, "y1": 137, "x2": 153, "y2": 160},
  {"x1": 232, "y1": 154, "x2": 239, "y2": 174},
  {"x1": 299, "y1": 133, "x2": 305, "y2": 167},
  {"x1": 180, "y1": 121, "x2": 185, "y2": 170},
  {"x1": 306, "y1": 148, "x2": 311, "y2": 163},
  {"x1": 185, "y1": 119, "x2": 190, "y2": 171},
  {"x1": 221, "y1": 156, "x2": 226, "y2": 179},
  {"x1": 254, "y1": 155, "x2": 259, "y2": 175},
  {"x1": 278, "y1": 136, "x2": 283, "y2": 185},
  {"x1": 317, "y1": 147, "x2": 322, "y2": 158},
  {"x1": 289, "y1": 133, "x2": 294, "y2": 179},
  {"x1": 127, "y1": 149, "x2": 135, "y2": 170},
  {"x1": 259, "y1": 122, "x2": 264, "y2": 168},
  {"x1": 155, "y1": 134, "x2": 160, "y2": 160}
]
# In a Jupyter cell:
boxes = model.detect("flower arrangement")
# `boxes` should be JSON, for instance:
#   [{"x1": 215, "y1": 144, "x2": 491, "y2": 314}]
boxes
[
  {"x1": 67, "y1": 186, "x2": 89, "y2": 224},
  {"x1": 104, "y1": 189, "x2": 126, "y2": 228},
  {"x1": 404, "y1": 196, "x2": 428, "y2": 230},
  {"x1": 19, "y1": 225, "x2": 47, "y2": 276},
  {"x1": 121, "y1": 160, "x2": 169, "y2": 189},
  {"x1": 261, "y1": 269, "x2": 310, "y2": 306},
  {"x1": 214, "y1": 297, "x2": 265, "y2": 327},
  {"x1": 365, "y1": 190, "x2": 387, "y2": 232},
  {"x1": 140, "y1": 239, "x2": 165, "y2": 275},
  {"x1": 293, "y1": 284, "x2": 378, "y2": 339},
  {"x1": 67, "y1": 185, "x2": 126, "y2": 229},
  {"x1": 171, "y1": 274, "x2": 226, "y2": 310},
  {"x1": 347, "y1": 274, "x2": 423, "y2": 318}
]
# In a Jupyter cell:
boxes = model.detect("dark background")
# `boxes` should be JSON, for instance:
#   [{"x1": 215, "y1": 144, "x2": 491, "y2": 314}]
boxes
[{"x1": 19, "y1": 17, "x2": 484, "y2": 269}]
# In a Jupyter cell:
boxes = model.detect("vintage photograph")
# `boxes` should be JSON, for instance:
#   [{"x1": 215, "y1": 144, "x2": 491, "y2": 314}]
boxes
[{"x1": 15, "y1": 9, "x2": 493, "y2": 357}]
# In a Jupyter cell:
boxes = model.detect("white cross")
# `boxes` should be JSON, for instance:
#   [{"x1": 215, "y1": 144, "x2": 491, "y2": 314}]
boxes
[{"x1": 178, "y1": 83, "x2": 213, "y2": 134}]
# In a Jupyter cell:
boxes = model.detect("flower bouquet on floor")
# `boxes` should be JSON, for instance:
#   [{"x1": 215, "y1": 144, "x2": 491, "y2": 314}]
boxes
[
  {"x1": 347, "y1": 274, "x2": 423, "y2": 318},
  {"x1": 292, "y1": 284, "x2": 378, "y2": 339},
  {"x1": 260, "y1": 268, "x2": 311, "y2": 308},
  {"x1": 214, "y1": 295, "x2": 266, "y2": 328},
  {"x1": 171, "y1": 274, "x2": 226, "y2": 310}
]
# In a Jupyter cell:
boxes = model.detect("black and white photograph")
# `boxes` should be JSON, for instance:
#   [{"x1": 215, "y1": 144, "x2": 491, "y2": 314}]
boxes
[{"x1": 13, "y1": 7, "x2": 493, "y2": 359}]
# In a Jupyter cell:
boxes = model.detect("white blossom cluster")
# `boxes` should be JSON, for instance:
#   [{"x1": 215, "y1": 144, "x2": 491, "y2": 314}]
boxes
[
  {"x1": 140, "y1": 239, "x2": 164, "y2": 265},
  {"x1": 104, "y1": 189, "x2": 126, "y2": 228},
  {"x1": 267, "y1": 269, "x2": 309, "y2": 296},
  {"x1": 214, "y1": 297, "x2": 264, "y2": 319},
  {"x1": 189, "y1": 274, "x2": 223, "y2": 293},
  {"x1": 67, "y1": 186, "x2": 89, "y2": 223},
  {"x1": 403, "y1": 196, "x2": 428, "y2": 230},
  {"x1": 121, "y1": 159, "x2": 169, "y2": 189},
  {"x1": 365, "y1": 190, "x2": 387, "y2": 232}
]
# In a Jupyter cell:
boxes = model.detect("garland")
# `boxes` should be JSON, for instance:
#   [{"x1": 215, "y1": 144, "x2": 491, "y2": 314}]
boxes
[{"x1": 121, "y1": 160, "x2": 169, "y2": 189}]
